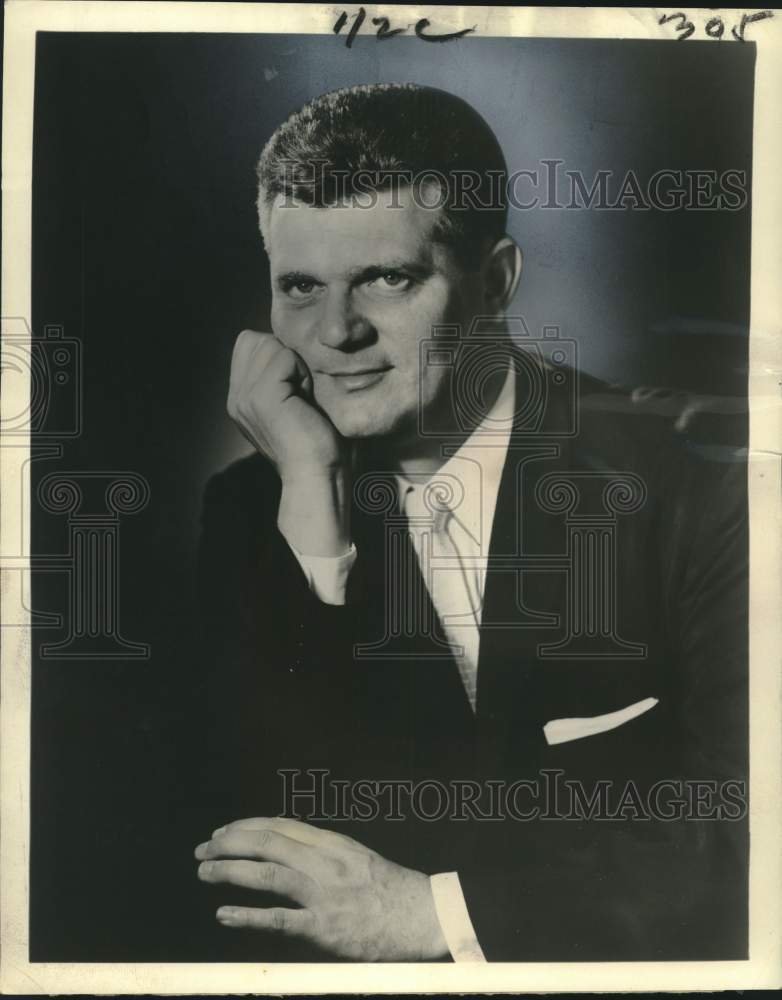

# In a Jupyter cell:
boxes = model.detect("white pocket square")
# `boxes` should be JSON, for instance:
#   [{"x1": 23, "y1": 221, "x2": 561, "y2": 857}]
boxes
[{"x1": 543, "y1": 697, "x2": 659, "y2": 746}]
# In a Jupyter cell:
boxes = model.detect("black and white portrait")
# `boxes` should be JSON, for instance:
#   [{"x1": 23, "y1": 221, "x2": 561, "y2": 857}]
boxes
[{"x1": 2, "y1": 2, "x2": 780, "y2": 993}]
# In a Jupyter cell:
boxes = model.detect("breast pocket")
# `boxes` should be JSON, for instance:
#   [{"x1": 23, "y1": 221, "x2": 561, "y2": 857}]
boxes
[{"x1": 543, "y1": 696, "x2": 659, "y2": 746}]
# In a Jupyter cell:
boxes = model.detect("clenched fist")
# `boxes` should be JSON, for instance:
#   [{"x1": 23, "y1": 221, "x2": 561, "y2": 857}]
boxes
[
  {"x1": 227, "y1": 329, "x2": 345, "y2": 479},
  {"x1": 226, "y1": 330, "x2": 352, "y2": 557}
]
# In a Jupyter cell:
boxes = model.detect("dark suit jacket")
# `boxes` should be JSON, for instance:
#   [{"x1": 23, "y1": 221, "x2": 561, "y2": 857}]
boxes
[{"x1": 186, "y1": 354, "x2": 748, "y2": 962}]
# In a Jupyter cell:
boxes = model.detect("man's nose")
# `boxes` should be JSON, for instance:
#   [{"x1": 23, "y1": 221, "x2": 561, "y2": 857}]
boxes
[{"x1": 316, "y1": 289, "x2": 375, "y2": 351}]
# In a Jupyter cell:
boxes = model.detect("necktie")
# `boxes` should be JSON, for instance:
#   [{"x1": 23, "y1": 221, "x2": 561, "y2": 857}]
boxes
[{"x1": 403, "y1": 481, "x2": 482, "y2": 711}]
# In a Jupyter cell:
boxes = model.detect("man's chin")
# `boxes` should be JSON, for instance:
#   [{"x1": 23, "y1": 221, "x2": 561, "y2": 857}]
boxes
[
  {"x1": 330, "y1": 416, "x2": 395, "y2": 441},
  {"x1": 326, "y1": 405, "x2": 410, "y2": 443}
]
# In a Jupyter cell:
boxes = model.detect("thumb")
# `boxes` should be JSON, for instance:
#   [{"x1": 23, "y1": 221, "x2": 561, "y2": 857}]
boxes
[
  {"x1": 295, "y1": 354, "x2": 314, "y2": 399},
  {"x1": 279, "y1": 349, "x2": 314, "y2": 399}
]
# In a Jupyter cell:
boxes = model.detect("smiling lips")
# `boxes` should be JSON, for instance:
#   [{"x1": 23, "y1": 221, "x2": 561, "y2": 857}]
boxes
[{"x1": 323, "y1": 366, "x2": 392, "y2": 391}]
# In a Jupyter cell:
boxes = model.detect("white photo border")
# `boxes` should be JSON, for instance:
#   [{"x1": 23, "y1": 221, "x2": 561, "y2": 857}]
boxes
[{"x1": 2, "y1": 2, "x2": 780, "y2": 993}]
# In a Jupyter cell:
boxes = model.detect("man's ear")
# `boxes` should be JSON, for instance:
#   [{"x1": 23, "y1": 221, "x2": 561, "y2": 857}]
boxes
[{"x1": 481, "y1": 236, "x2": 523, "y2": 312}]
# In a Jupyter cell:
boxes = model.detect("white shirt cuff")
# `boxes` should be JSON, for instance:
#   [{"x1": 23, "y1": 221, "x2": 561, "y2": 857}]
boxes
[
  {"x1": 285, "y1": 540, "x2": 357, "y2": 606},
  {"x1": 430, "y1": 871, "x2": 486, "y2": 962}
]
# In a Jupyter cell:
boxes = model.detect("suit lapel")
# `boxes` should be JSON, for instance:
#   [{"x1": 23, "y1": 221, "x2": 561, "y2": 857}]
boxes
[
  {"x1": 348, "y1": 468, "x2": 476, "y2": 769},
  {"x1": 475, "y1": 348, "x2": 575, "y2": 767},
  {"x1": 346, "y1": 346, "x2": 578, "y2": 769}
]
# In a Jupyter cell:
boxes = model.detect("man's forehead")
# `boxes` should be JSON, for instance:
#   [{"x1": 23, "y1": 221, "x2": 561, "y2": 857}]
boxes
[{"x1": 266, "y1": 187, "x2": 445, "y2": 273}]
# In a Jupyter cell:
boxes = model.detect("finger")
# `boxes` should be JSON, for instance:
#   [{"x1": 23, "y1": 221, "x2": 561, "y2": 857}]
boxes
[
  {"x1": 263, "y1": 344, "x2": 313, "y2": 394},
  {"x1": 228, "y1": 329, "x2": 277, "y2": 397},
  {"x1": 229, "y1": 328, "x2": 267, "y2": 380},
  {"x1": 213, "y1": 816, "x2": 344, "y2": 848},
  {"x1": 294, "y1": 351, "x2": 314, "y2": 397},
  {"x1": 228, "y1": 331, "x2": 264, "y2": 418},
  {"x1": 197, "y1": 827, "x2": 316, "y2": 871},
  {"x1": 197, "y1": 826, "x2": 316, "y2": 859},
  {"x1": 232, "y1": 341, "x2": 299, "y2": 422},
  {"x1": 216, "y1": 905, "x2": 315, "y2": 937},
  {"x1": 263, "y1": 344, "x2": 308, "y2": 397},
  {"x1": 197, "y1": 859, "x2": 315, "y2": 905}
]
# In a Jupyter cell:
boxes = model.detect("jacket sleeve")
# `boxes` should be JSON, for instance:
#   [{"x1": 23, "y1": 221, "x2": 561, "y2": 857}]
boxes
[
  {"x1": 192, "y1": 461, "x2": 362, "y2": 774},
  {"x1": 196, "y1": 464, "x2": 357, "y2": 666},
  {"x1": 455, "y1": 454, "x2": 749, "y2": 961},
  {"x1": 176, "y1": 461, "x2": 363, "y2": 960}
]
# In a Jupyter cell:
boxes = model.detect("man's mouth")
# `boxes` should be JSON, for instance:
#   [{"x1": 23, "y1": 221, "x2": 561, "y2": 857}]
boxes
[{"x1": 323, "y1": 366, "x2": 393, "y2": 392}]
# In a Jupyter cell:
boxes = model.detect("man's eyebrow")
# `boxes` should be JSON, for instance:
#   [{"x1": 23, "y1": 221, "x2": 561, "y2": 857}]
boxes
[
  {"x1": 275, "y1": 270, "x2": 322, "y2": 286},
  {"x1": 348, "y1": 259, "x2": 432, "y2": 282}
]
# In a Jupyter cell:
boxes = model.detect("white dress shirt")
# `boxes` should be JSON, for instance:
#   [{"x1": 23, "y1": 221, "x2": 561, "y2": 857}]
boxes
[
  {"x1": 284, "y1": 363, "x2": 516, "y2": 962},
  {"x1": 396, "y1": 364, "x2": 515, "y2": 711}
]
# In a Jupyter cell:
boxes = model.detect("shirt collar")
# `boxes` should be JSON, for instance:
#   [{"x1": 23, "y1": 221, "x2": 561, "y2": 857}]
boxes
[{"x1": 396, "y1": 362, "x2": 516, "y2": 549}]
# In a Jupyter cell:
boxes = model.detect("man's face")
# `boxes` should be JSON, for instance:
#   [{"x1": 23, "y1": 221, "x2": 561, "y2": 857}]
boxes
[{"x1": 266, "y1": 186, "x2": 484, "y2": 440}]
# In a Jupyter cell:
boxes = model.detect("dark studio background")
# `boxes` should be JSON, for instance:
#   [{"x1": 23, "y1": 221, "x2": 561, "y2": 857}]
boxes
[{"x1": 30, "y1": 33, "x2": 753, "y2": 960}]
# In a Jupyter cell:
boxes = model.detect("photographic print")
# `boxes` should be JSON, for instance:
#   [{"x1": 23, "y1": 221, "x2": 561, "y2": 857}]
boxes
[{"x1": 2, "y1": 2, "x2": 780, "y2": 993}]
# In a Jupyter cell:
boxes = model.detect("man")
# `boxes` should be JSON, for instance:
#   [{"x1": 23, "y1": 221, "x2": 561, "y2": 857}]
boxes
[{"x1": 190, "y1": 84, "x2": 748, "y2": 962}]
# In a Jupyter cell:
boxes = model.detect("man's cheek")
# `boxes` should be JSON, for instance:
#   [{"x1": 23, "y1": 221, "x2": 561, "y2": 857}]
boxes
[
  {"x1": 420, "y1": 366, "x2": 448, "y2": 403},
  {"x1": 271, "y1": 314, "x2": 306, "y2": 353}
]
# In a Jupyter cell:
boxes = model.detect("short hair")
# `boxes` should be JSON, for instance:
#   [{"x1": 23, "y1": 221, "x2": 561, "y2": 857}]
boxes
[{"x1": 256, "y1": 83, "x2": 508, "y2": 265}]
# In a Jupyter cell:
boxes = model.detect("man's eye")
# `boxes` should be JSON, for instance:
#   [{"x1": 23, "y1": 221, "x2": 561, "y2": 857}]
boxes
[
  {"x1": 279, "y1": 277, "x2": 322, "y2": 299},
  {"x1": 368, "y1": 271, "x2": 414, "y2": 293},
  {"x1": 287, "y1": 280, "x2": 316, "y2": 298}
]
